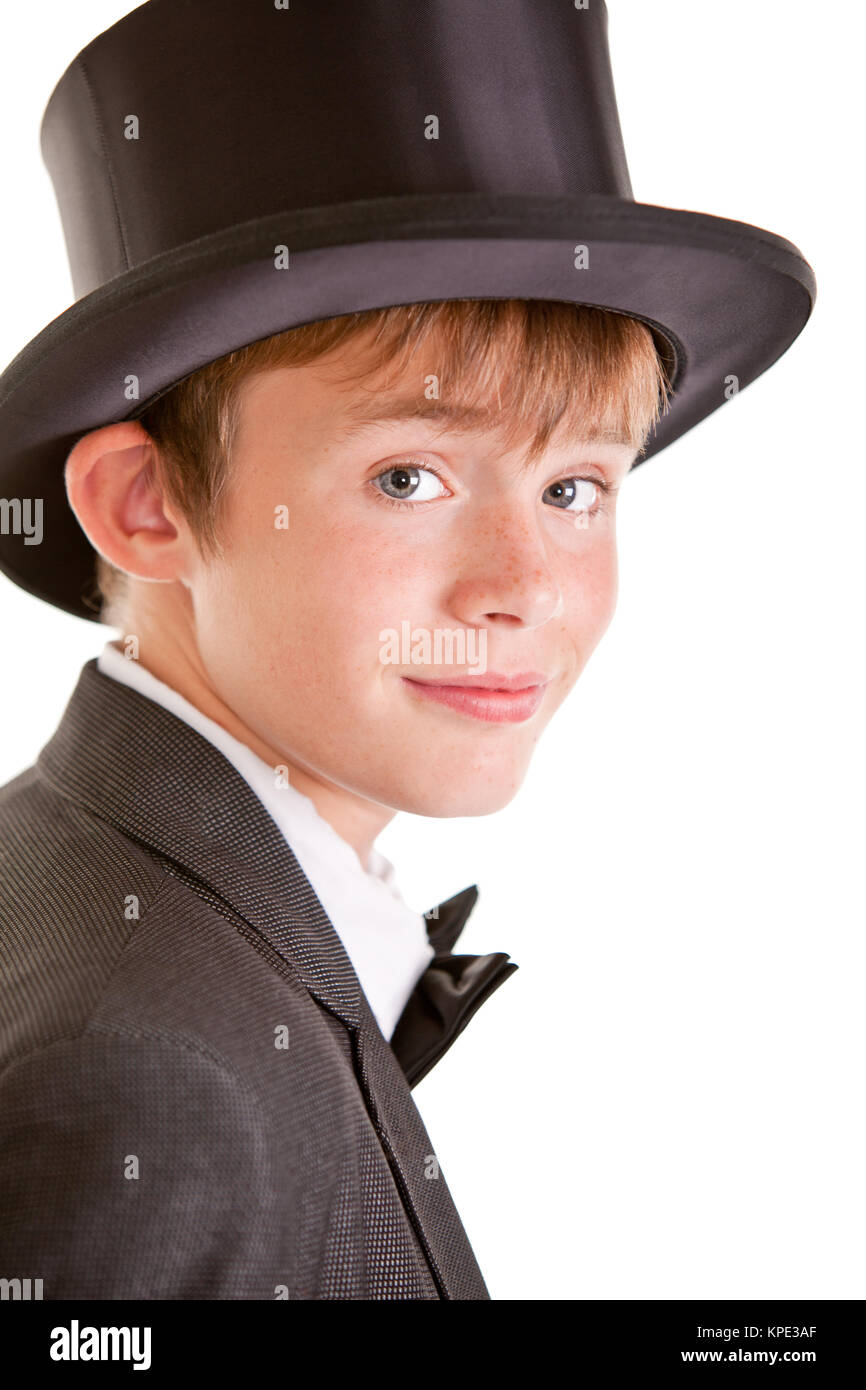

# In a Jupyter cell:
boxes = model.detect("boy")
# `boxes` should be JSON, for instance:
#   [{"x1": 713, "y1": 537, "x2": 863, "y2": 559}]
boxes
[{"x1": 0, "y1": 1, "x2": 814, "y2": 1299}]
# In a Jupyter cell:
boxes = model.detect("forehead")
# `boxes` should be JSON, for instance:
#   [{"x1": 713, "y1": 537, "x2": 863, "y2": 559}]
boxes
[{"x1": 239, "y1": 325, "x2": 642, "y2": 467}]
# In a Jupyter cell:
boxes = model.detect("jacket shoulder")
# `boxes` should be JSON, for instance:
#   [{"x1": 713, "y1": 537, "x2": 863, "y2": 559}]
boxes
[
  {"x1": 0, "y1": 1030, "x2": 280, "y2": 1299},
  {"x1": 0, "y1": 764, "x2": 168, "y2": 1064}
]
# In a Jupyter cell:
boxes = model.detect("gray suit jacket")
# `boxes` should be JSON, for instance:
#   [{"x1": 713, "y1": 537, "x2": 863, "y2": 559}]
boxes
[{"x1": 0, "y1": 658, "x2": 518, "y2": 1299}]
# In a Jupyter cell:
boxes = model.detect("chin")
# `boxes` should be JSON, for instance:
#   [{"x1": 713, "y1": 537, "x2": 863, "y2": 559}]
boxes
[{"x1": 389, "y1": 771, "x2": 528, "y2": 819}]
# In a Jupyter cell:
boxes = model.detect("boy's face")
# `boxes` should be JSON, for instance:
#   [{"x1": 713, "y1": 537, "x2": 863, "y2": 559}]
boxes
[{"x1": 185, "y1": 329, "x2": 636, "y2": 818}]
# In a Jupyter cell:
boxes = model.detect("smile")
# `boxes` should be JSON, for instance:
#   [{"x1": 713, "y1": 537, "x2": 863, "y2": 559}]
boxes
[{"x1": 400, "y1": 675, "x2": 550, "y2": 724}]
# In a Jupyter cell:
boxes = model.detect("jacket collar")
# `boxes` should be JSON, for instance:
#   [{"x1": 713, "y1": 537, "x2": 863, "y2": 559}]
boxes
[{"x1": 36, "y1": 659, "x2": 517, "y2": 1084}]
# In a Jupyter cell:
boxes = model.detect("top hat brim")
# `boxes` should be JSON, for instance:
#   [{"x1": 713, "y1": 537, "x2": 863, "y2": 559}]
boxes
[{"x1": 0, "y1": 192, "x2": 816, "y2": 623}]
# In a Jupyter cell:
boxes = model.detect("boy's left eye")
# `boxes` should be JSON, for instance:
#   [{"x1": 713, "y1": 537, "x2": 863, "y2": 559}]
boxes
[{"x1": 542, "y1": 478, "x2": 601, "y2": 512}]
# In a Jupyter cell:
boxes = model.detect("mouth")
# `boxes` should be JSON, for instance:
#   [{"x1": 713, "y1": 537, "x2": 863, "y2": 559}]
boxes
[{"x1": 400, "y1": 672, "x2": 551, "y2": 724}]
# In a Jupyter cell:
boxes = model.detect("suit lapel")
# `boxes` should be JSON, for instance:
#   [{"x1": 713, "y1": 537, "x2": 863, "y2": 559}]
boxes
[
  {"x1": 37, "y1": 658, "x2": 361, "y2": 1028},
  {"x1": 352, "y1": 991, "x2": 492, "y2": 1297}
]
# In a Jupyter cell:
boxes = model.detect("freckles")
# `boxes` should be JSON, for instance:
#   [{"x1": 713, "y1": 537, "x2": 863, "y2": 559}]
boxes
[{"x1": 562, "y1": 550, "x2": 616, "y2": 612}]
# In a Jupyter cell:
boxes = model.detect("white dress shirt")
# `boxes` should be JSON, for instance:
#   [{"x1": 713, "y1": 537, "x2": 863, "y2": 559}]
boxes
[{"x1": 96, "y1": 641, "x2": 434, "y2": 1040}]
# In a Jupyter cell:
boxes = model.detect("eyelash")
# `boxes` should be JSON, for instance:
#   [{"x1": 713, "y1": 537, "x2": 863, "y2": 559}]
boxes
[{"x1": 369, "y1": 459, "x2": 616, "y2": 516}]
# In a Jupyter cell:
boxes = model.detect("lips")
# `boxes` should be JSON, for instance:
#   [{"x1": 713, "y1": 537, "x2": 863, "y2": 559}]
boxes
[
  {"x1": 406, "y1": 671, "x2": 549, "y2": 691},
  {"x1": 400, "y1": 672, "x2": 550, "y2": 724}
]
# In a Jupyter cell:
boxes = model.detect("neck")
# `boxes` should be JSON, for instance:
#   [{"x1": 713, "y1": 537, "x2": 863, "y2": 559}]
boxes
[{"x1": 108, "y1": 611, "x2": 396, "y2": 868}]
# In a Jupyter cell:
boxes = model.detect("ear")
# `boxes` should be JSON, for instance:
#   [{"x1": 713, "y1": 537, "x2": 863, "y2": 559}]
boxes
[{"x1": 64, "y1": 421, "x2": 188, "y2": 585}]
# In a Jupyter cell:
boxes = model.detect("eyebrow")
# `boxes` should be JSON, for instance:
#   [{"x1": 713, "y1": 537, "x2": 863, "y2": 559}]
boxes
[
  {"x1": 333, "y1": 393, "x2": 635, "y2": 449},
  {"x1": 335, "y1": 395, "x2": 495, "y2": 437}
]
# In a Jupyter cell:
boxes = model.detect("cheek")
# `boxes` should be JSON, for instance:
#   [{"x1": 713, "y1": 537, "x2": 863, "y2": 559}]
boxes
[
  {"x1": 214, "y1": 503, "x2": 429, "y2": 669},
  {"x1": 562, "y1": 536, "x2": 619, "y2": 640}
]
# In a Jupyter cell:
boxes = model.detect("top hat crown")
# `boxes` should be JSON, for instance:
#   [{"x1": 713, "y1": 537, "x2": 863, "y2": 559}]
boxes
[{"x1": 44, "y1": 0, "x2": 637, "y2": 299}]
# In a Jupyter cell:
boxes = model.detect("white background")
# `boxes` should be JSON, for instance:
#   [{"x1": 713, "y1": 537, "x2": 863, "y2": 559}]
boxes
[{"x1": 0, "y1": 2, "x2": 861, "y2": 1300}]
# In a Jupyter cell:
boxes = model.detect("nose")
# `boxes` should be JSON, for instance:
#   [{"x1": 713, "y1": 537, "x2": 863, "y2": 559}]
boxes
[{"x1": 444, "y1": 500, "x2": 564, "y2": 630}]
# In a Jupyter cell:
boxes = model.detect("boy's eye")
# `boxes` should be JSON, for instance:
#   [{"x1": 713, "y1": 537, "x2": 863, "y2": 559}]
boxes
[
  {"x1": 542, "y1": 478, "x2": 600, "y2": 512},
  {"x1": 373, "y1": 463, "x2": 447, "y2": 502}
]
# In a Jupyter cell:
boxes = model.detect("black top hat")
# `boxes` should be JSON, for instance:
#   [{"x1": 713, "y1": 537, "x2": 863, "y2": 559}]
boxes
[{"x1": 0, "y1": 0, "x2": 816, "y2": 623}]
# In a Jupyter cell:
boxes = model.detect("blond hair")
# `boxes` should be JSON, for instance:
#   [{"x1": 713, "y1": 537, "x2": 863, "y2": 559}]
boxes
[{"x1": 93, "y1": 299, "x2": 673, "y2": 628}]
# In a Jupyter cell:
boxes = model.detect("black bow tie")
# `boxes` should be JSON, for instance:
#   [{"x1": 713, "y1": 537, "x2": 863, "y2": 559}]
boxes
[{"x1": 389, "y1": 885, "x2": 518, "y2": 1089}]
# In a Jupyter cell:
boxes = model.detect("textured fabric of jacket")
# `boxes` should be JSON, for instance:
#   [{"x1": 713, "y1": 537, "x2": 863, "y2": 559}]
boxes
[{"x1": 0, "y1": 659, "x2": 518, "y2": 1299}]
